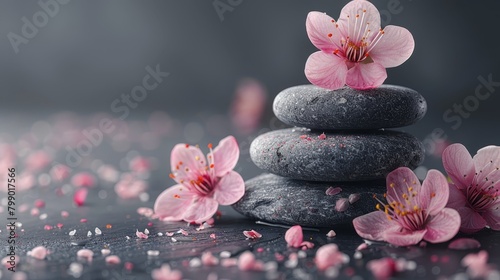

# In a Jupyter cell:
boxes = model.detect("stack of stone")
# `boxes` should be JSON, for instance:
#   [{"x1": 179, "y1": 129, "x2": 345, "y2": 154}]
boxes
[{"x1": 233, "y1": 84, "x2": 427, "y2": 227}]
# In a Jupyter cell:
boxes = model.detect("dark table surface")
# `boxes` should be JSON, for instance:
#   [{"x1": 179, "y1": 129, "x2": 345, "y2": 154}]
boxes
[{"x1": 1, "y1": 112, "x2": 499, "y2": 280}]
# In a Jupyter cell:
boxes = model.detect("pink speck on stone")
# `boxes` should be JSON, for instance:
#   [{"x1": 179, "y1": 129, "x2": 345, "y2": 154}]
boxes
[
  {"x1": 166, "y1": 232, "x2": 174, "y2": 237},
  {"x1": 61, "y1": 211, "x2": 69, "y2": 218},
  {"x1": 256, "y1": 247, "x2": 264, "y2": 253},
  {"x1": 57, "y1": 223, "x2": 63, "y2": 229},
  {"x1": 243, "y1": 229, "x2": 262, "y2": 239},
  {"x1": 105, "y1": 255, "x2": 121, "y2": 265},
  {"x1": 148, "y1": 222, "x2": 153, "y2": 227},
  {"x1": 326, "y1": 186, "x2": 342, "y2": 196},
  {"x1": 29, "y1": 246, "x2": 48, "y2": 260},
  {"x1": 448, "y1": 238, "x2": 481, "y2": 250},
  {"x1": 34, "y1": 199, "x2": 45, "y2": 209},
  {"x1": 326, "y1": 230, "x2": 336, "y2": 238},
  {"x1": 80, "y1": 218, "x2": 88, "y2": 223},
  {"x1": 73, "y1": 188, "x2": 88, "y2": 207},
  {"x1": 356, "y1": 243, "x2": 368, "y2": 251},
  {"x1": 201, "y1": 252, "x2": 219, "y2": 266},
  {"x1": 209, "y1": 233, "x2": 216, "y2": 239},
  {"x1": 335, "y1": 198, "x2": 349, "y2": 212},
  {"x1": 124, "y1": 262, "x2": 134, "y2": 271},
  {"x1": 300, "y1": 135, "x2": 308, "y2": 139},
  {"x1": 136, "y1": 229, "x2": 148, "y2": 239},
  {"x1": 77, "y1": 249, "x2": 94, "y2": 262},
  {"x1": 367, "y1": 257, "x2": 396, "y2": 279},
  {"x1": 348, "y1": 193, "x2": 361, "y2": 204},
  {"x1": 318, "y1": 133, "x2": 326, "y2": 140},
  {"x1": 44, "y1": 225, "x2": 53, "y2": 231}
]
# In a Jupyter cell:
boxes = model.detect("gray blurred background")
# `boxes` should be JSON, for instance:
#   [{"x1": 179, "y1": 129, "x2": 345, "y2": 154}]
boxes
[{"x1": 1, "y1": 0, "x2": 500, "y2": 172}]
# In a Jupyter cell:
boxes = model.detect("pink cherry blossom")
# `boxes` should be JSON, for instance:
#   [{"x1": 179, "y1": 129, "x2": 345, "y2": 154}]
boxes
[
  {"x1": 442, "y1": 144, "x2": 500, "y2": 233},
  {"x1": 154, "y1": 136, "x2": 245, "y2": 224},
  {"x1": 304, "y1": 0, "x2": 414, "y2": 90},
  {"x1": 315, "y1": 244, "x2": 349, "y2": 270},
  {"x1": 353, "y1": 167, "x2": 460, "y2": 246}
]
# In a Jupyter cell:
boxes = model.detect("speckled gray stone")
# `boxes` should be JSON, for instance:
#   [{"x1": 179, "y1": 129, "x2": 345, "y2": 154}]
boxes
[
  {"x1": 273, "y1": 84, "x2": 427, "y2": 130},
  {"x1": 250, "y1": 128, "x2": 424, "y2": 181},
  {"x1": 232, "y1": 173, "x2": 385, "y2": 227}
]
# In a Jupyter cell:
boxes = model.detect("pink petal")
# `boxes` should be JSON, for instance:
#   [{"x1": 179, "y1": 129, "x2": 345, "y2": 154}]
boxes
[
  {"x1": 472, "y1": 145, "x2": 500, "y2": 187},
  {"x1": 306, "y1": 11, "x2": 342, "y2": 52},
  {"x1": 315, "y1": 244, "x2": 348, "y2": 271},
  {"x1": 482, "y1": 201, "x2": 500, "y2": 230},
  {"x1": 285, "y1": 225, "x2": 304, "y2": 248},
  {"x1": 238, "y1": 251, "x2": 259, "y2": 271},
  {"x1": 73, "y1": 188, "x2": 88, "y2": 207},
  {"x1": 385, "y1": 167, "x2": 421, "y2": 207},
  {"x1": 384, "y1": 229, "x2": 427, "y2": 247},
  {"x1": 346, "y1": 62, "x2": 387, "y2": 90},
  {"x1": 448, "y1": 238, "x2": 481, "y2": 250},
  {"x1": 337, "y1": 0, "x2": 381, "y2": 36},
  {"x1": 30, "y1": 246, "x2": 48, "y2": 260},
  {"x1": 243, "y1": 230, "x2": 262, "y2": 239},
  {"x1": 153, "y1": 184, "x2": 195, "y2": 221},
  {"x1": 424, "y1": 208, "x2": 460, "y2": 243},
  {"x1": 369, "y1": 25, "x2": 414, "y2": 68},
  {"x1": 442, "y1": 144, "x2": 475, "y2": 189},
  {"x1": 335, "y1": 198, "x2": 350, "y2": 212},
  {"x1": 446, "y1": 183, "x2": 467, "y2": 210},
  {"x1": 105, "y1": 255, "x2": 121, "y2": 265},
  {"x1": 353, "y1": 211, "x2": 399, "y2": 242},
  {"x1": 213, "y1": 171, "x2": 245, "y2": 205},
  {"x1": 457, "y1": 207, "x2": 487, "y2": 234},
  {"x1": 326, "y1": 230, "x2": 336, "y2": 238},
  {"x1": 419, "y1": 169, "x2": 449, "y2": 215},
  {"x1": 71, "y1": 172, "x2": 95, "y2": 188},
  {"x1": 305, "y1": 51, "x2": 347, "y2": 90},
  {"x1": 76, "y1": 249, "x2": 94, "y2": 262},
  {"x1": 366, "y1": 257, "x2": 396, "y2": 280},
  {"x1": 201, "y1": 252, "x2": 219, "y2": 266},
  {"x1": 151, "y1": 264, "x2": 182, "y2": 280},
  {"x1": 182, "y1": 197, "x2": 219, "y2": 224},
  {"x1": 136, "y1": 229, "x2": 149, "y2": 239},
  {"x1": 212, "y1": 135, "x2": 240, "y2": 177},
  {"x1": 326, "y1": 186, "x2": 342, "y2": 196},
  {"x1": 170, "y1": 143, "x2": 207, "y2": 183},
  {"x1": 300, "y1": 241, "x2": 315, "y2": 249}
]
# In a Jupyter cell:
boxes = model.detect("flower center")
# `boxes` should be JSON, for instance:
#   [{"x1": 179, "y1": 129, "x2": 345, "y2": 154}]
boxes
[
  {"x1": 329, "y1": 10, "x2": 385, "y2": 63},
  {"x1": 189, "y1": 174, "x2": 216, "y2": 196},
  {"x1": 374, "y1": 182, "x2": 430, "y2": 232},
  {"x1": 466, "y1": 185, "x2": 498, "y2": 212}
]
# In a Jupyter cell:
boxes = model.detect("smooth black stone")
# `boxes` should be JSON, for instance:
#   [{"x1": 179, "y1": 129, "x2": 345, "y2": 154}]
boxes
[
  {"x1": 250, "y1": 128, "x2": 424, "y2": 181},
  {"x1": 233, "y1": 173, "x2": 385, "y2": 227},
  {"x1": 273, "y1": 84, "x2": 427, "y2": 130}
]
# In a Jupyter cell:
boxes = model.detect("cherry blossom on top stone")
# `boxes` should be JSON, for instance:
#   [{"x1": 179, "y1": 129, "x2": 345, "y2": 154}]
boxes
[
  {"x1": 305, "y1": 0, "x2": 414, "y2": 90},
  {"x1": 154, "y1": 136, "x2": 245, "y2": 224},
  {"x1": 442, "y1": 144, "x2": 500, "y2": 233},
  {"x1": 353, "y1": 167, "x2": 460, "y2": 246}
]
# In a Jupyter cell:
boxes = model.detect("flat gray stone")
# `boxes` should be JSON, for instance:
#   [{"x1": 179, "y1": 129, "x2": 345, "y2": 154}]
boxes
[
  {"x1": 273, "y1": 84, "x2": 426, "y2": 130},
  {"x1": 250, "y1": 128, "x2": 424, "y2": 181},
  {"x1": 233, "y1": 173, "x2": 385, "y2": 227}
]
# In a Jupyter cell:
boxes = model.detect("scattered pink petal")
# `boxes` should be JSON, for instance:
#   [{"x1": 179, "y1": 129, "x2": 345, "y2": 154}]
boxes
[
  {"x1": 124, "y1": 262, "x2": 134, "y2": 271},
  {"x1": 243, "y1": 229, "x2": 262, "y2": 239},
  {"x1": 61, "y1": 211, "x2": 69, "y2": 218},
  {"x1": 44, "y1": 225, "x2": 53, "y2": 230},
  {"x1": 77, "y1": 249, "x2": 94, "y2": 262},
  {"x1": 34, "y1": 199, "x2": 46, "y2": 209},
  {"x1": 136, "y1": 229, "x2": 148, "y2": 239},
  {"x1": 348, "y1": 193, "x2": 360, "y2": 204},
  {"x1": 201, "y1": 252, "x2": 219, "y2": 266},
  {"x1": 137, "y1": 207, "x2": 154, "y2": 217},
  {"x1": 238, "y1": 251, "x2": 264, "y2": 271},
  {"x1": 50, "y1": 164, "x2": 70, "y2": 182},
  {"x1": 461, "y1": 250, "x2": 497, "y2": 279},
  {"x1": 57, "y1": 223, "x2": 63, "y2": 229},
  {"x1": 166, "y1": 232, "x2": 174, "y2": 237},
  {"x1": 80, "y1": 218, "x2": 87, "y2": 223},
  {"x1": 326, "y1": 186, "x2": 342, "y2": 196},
  {"x1": 71, "y1": 172, "x2": 95, "y2": 188},
  {"x1": 285, "y1": 225, "x2": 303, "y2": 248},
  {"x1": 210, "y1": 233, "x2": 216, "y2": 239},
  {"x1": 326, "y1": 230, "x2": 336, "y2": 238},
  {"x1": 335, "y1": 198, "x2": 349, "y2": 212},
  {"x1": 356, "y1": 243, "x2": 368, "y2": 251},
  {"x1": 151, "y1": 264, "x2": 183, "y2": 280},
  {"x1": 315, "y1": 244, "x2": 349, "y2": 271},
  {"x1": 221, "y1": 258, "x2": 238, "y2": 267},
  {"x1": 73, "y1": 188, "x2": 88, "y2": 207},
  {"x1": 105, "y1": 255, "x2": 121, "y2": 265},
  {"x1": 318, "y1": 133, "x2": 326, "y2": 140},
  {"x1": 256, "y1": 247, "x2": 264, "y2": 253},
  {"x1": 448, "y1": 238, "x2": 481, "y2": 250},
  {"x1": 29, "y1": 246, "x2": 48, "y2": 260},
  {"x1": 301, "y1": 241, "x2": 315, "y2": 250},
  {"x1": 178, "y1": 229, "x2": 189, "y2": 236},
  {"x1": 367, "y1": 257, "x2": 397, "y2": 280}
]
